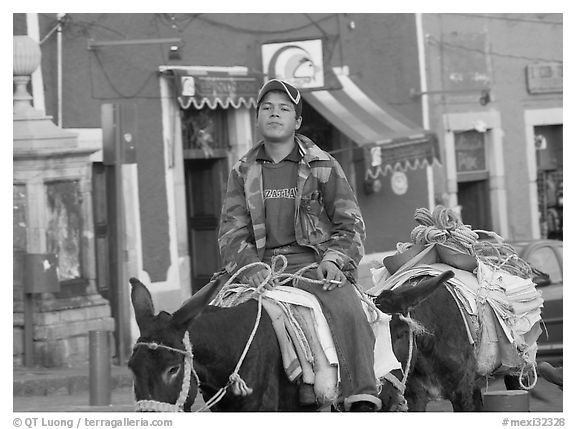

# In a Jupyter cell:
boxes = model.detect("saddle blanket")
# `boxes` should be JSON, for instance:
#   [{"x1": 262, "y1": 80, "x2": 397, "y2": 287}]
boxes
[{"x1": 261, "y1": 286, "x2": 401, "y2": 388}]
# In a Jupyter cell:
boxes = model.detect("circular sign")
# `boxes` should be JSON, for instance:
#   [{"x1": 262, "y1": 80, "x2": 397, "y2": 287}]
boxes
[
  {"x1": 391, "y1": 171, "x2": 408, "y2": 195},
  {"x1": 268, "y1": 45, "x2": 317, "y2": 86}
]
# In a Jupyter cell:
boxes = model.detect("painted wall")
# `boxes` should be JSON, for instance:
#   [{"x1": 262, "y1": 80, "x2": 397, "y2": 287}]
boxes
[
  {"x1": 422, "y1": 13, "x2": 562, "y2": 240},
  {"x1": 357, "y1": 167, "x2": 428, "y2": 253},
  {"x1": 37, "y1": 13, "x2": 423, "y2": 126},
  {"x1": 28, "y1": 13, "x2": 427, "y2": 279}
]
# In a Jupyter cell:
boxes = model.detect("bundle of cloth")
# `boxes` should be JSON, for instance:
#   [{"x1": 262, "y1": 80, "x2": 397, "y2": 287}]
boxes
[{"x1": 368, "y1": 206, "x2": 543, "y2": 378}]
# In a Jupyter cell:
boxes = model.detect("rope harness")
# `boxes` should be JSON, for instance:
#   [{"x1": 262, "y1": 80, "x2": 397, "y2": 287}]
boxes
[
  {"x1": 379, "y1": 312, "x2": 420, "y2": 412},
  {"x1": 131, "y1": 255, "x2": 394, "y2": 412},
  {"x1": 133, "y1": 331, "x2": 197, "y2": 412},
  {"x1": 131, "y1": 257, "x2": 292, "y2": 412}
]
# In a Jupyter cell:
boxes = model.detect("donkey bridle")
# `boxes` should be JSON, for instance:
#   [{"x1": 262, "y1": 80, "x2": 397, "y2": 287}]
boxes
[
  {"x1": 132, "y1": 331, "x2": 198, "y2": 412},
  {"x1": 379, "y1": 312, "x2": 419, "y2": 412}
]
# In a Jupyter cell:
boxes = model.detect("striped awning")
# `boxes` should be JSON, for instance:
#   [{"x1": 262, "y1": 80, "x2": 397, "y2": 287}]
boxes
[
  {"x1": 303, "y1": 68, "x2": 439, "y2": 175},
  {"x1": 167, "y1": 67, "x2": 259, "y2": 110}
]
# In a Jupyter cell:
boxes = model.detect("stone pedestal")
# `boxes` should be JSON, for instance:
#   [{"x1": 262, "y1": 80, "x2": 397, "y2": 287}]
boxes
[
  {"x1": 13, "y1": 294, "x2": 115, "y2": 367},
  {"x1": 13, "y1": 35, "x2": 114, "y2": 367}
]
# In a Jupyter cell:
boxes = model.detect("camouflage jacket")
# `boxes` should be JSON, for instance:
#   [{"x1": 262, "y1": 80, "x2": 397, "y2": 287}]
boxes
[{"x1": 218, "y1": 134, "x2": 366, "y2": 276}]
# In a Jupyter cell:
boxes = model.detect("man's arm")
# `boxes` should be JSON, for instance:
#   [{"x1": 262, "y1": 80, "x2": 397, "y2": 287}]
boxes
[
  {"x1": 319, "y1": 159, "x2": 366, "y2": 273},
  {"x1": 218, "y1": 167, "x2": 261, "y2": 275}
]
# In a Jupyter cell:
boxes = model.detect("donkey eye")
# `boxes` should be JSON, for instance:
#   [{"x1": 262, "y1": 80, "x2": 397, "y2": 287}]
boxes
[{"x1": 167, "y1": 365, "x2": 180, "y2": 376}]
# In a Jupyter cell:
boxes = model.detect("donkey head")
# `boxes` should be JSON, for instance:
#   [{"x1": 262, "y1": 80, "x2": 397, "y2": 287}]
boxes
[
  {"x1": 372, "y1": 270, "x2": 454, "y2": 410},
  {"x1": 374, "y1": 270, "x2": 454, "y2": 356},
  {"x1": 374, "y1": 270, "x2": 454, "y2": 316},
  {"x1": 128, "y1": 277, "x2": 217, "y2": 411}
]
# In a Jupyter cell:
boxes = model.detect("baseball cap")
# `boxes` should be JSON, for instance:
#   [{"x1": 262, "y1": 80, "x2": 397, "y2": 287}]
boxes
[{"x1": 256, "y1": 79, "x2": 302, "y2": 117}]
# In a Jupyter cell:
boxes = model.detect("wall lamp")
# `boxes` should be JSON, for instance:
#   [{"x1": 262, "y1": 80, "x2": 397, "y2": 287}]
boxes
[
  {"x1": 410, "y1": 88, "x2": 491, "y2": 105},
  {"x1": 168, "y1": 42, "x2": 182, "y2": 60}
]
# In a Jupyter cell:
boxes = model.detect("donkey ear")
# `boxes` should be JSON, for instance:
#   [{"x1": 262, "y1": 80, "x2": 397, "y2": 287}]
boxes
[
  {"x1": 130, "y1": 277, "x2": 155, "y2": 332},
  {"x1": 171, "y1": 273, "x2": 227, "y2": 328},
  {"x1": 375, "y1": 270, "x2": 454, "y2": 314},
  {"x1": 401, "y1": 270, "x2": 454, "y2": 311}
]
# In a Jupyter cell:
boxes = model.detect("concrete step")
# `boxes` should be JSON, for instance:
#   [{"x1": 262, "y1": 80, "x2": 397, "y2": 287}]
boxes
[{"x1": 13, "y1": 364, "x2": 133, "y2": 397}]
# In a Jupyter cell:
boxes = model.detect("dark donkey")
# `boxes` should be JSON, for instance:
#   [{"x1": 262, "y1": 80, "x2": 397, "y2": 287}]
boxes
[
  {"x1": 128, "y1": 271, "x2": 454, "y2": 412},
  {"x1": 373, "y1": 275, "x2": 539, "y2": 412}
]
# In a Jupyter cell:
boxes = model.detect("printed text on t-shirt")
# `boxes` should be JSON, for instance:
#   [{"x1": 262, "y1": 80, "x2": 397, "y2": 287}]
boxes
[{"x1": 264, "y1": 187, "x2": 297, "y2": 199}]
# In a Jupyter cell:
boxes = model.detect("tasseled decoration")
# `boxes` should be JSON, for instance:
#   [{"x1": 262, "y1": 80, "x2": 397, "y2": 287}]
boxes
[{"x1": 229, "y1": 373, "x2": 253, "y2": 396}]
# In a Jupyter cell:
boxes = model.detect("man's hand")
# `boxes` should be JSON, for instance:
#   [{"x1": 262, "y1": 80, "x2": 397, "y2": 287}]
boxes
[
  {"x1": 243, "y1": 268, "x2": 274, "y2": 290},
  {"x1": 317, "y1": 260, "x2": 347, "y2": 291}
]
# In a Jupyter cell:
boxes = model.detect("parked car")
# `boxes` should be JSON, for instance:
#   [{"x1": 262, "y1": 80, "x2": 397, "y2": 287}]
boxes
[{"x1": 511, "y1": 240, "x2": 563, "y2": 358}]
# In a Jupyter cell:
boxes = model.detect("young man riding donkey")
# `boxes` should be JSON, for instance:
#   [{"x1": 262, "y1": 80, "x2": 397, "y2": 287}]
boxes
[
  {"x1": 214, "y1": 79, "x2": 402, "y2": 411},
  {"x1": 129, "y1": 80, "x2": 428, "y2": 412}
]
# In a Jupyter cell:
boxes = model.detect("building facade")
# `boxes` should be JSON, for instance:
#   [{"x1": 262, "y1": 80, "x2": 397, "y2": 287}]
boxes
[
  {"x1": 13, "y1": 13, "x2": 562, "y2": 366},
  {"x1": 419, "y1": 13, "x2": 563, "y2": 240}
]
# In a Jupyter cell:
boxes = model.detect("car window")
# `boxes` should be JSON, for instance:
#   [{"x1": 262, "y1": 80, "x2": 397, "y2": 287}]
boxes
[{"x1": 525, "y1": 246, "x2": 562, "y2": 283}]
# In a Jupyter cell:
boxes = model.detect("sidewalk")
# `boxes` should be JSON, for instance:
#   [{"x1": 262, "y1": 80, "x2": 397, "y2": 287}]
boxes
[
  {"x1": 12, "y1": 364, "x2": 210, "y2": 412},
  {"x1": 13, "y1": 363, "x2": 133, "y2": 397},
  {"x1": 13, "y1": 387, "x2": 137, "y2": 412}
]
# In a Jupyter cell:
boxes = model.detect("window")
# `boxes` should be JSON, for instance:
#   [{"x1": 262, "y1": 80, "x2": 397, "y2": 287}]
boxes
[
  {"x1": 181, "y1": 107, "x2": 229, "y2": 155},
  {"x1": 455, "y1": 130, "x2": 487, "y2": 173}
]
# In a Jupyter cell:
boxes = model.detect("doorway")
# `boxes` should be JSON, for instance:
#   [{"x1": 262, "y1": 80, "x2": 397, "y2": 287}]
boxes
[
  {"x1": 458, "y1": 179, "x2": 491, "y2": 230},
  {"x1": 184, "y1": 158, "x2": 228, "y2": 293},
  {"x1": 454, "y1": 129, "x2": 492, "y2": 230},
  {"x1": 181, "y1": 106, "x2": 230, "y2": 293}
]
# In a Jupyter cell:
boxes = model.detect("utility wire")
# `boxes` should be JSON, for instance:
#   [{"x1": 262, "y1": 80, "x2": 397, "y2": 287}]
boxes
[
  {"x1": 39, "y1": 14, "x2": 70, "y2": 45},
  {"x1": 89, "y1": 51, "x2": 158, "y2": 99},
  {"x1": 449, "y1": 13, "x2": 563, "y2": 26},
  {"x1": 156, "y1": 13, "x2": 200, "y2": 32},
  {"x1": 152, "y1": 15, "x2": 169, "y2": 65},
  {"x1": 428, "y1": 35, "x2": 562, "y2": 63},
  {"x1": 194, "y1": 13, "x2": 336, "y2": 35},
  {"x1": 43, "y1": 13, "x2": 127, "y2": 40}
]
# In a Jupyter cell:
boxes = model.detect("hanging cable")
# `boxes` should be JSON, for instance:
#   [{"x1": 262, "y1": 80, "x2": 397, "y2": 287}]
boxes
[
  {"x1": 450, "y1": 13, "x2": 562, "y2": 26},
  {"x1": 39, "y1": 14, "x2": 69, "y2": 45},
  {"x1": 427, "y1": 34, "x2": 561, "y2": 63},
  {"x1": 89, "y1": 50, "x2": 158, "y2": 100},
  {"x1": 195, "y1": 13, "x2": 336, "y2": 35}
]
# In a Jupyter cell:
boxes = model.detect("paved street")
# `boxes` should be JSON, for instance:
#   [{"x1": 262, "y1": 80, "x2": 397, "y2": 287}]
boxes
[
  {"x1": 427, "y1": 375, "x2": 563, "y2": 413},
  {"x1": 13, "y1": 387, "x2": 137, "y2": 413},
  {"x1": 13, "y1": 375, "x2": 562, "y2": 413},
  {"x1": 12, "y1": 388, "x2": 207, "y2": 413}
]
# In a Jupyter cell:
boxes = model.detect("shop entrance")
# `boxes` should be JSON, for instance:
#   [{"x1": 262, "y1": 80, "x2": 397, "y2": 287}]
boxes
[
  {"x1": 181, "y1": 107, "x2": 229, "y2": 293},
  {"x1": 458, "y1": 178, "x2": 491, "y2": 230},
  {"x1": 184, "y1": 158, "x2": 227, "y2": 293},
  {"x1": 454, "y1": 130, "x2": 492, "y2": 230}
]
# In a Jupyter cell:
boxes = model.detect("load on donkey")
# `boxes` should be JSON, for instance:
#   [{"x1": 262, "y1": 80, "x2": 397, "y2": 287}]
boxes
[
  {"x1": 128, "y1": 205, "x2": 548, "y2": 412},
  {"x1": 369, "y1": 205, "x2": 548, "y2": 410}
]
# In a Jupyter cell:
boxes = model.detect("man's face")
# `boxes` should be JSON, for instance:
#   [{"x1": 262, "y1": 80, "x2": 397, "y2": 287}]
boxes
[{"x1": 257, "y1": 91, "x2": 302, "y2": 143}]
